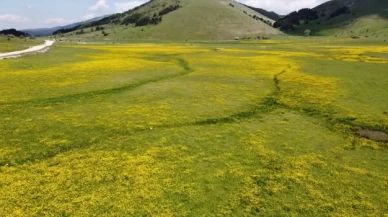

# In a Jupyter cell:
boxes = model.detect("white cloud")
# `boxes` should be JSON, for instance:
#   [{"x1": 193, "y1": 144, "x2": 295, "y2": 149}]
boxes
[
  {"x1": 82, "y1": 13, "x2": 96, "y2": 20},
  {"x1": 115, "y1": 1, "x2": 146, "y2": 13},
  {"x1": 239, "y1": 0, "x2": 329, "y2": 15},
  {"x1": 42, "y1": 18, "x2": 75, "y2": 26},
  {"x1": 89, "y1": 0, "x2": 110, "y2": 12},
  {"x1": 0, "y1": 14, "x2": 30, "y2": 23}
]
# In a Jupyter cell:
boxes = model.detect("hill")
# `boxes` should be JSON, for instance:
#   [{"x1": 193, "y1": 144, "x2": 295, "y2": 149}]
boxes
[
  {"x1": 21, "y1": 15, "x2": 110, "y2": 36},
  {"x1": 274, "y1": 0, "x2": 388, "y2": 37},
  {"x1": 0, "y1": 29, "x2": 29, "y2": 37},
  {"x1": 243, "y1": 4, "x2": 281, "y2": 21},
  {"x1": 61, "y1": 0, "x2": 281, "y2": 41}
]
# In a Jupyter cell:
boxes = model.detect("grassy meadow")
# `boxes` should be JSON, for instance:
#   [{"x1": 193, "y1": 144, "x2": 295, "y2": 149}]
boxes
[
  {"x1": 0, "y1": 38, "x2": 387, "y2": 216},
  {"x1": 0, "y1": 37, "x2": 43, "y2": 53}
]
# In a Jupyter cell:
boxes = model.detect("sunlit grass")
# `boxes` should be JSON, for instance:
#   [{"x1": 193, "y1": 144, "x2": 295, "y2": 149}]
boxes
[
  {"x1": 0, "y1": 39, "x2": 387, "y2": 216},
  {"x1": 0, "y1": 36, "x2": 43, "y2": 53}
]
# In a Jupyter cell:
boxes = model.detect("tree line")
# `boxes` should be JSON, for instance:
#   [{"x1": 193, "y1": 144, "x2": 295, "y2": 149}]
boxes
[{"x1": 0, "y1": 29, "x2": 29, "y2": 37}]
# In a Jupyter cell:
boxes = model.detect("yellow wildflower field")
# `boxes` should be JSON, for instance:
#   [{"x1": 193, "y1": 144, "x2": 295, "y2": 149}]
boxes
[{"x1": 0, "y1": 40, "x2": 387, "y2": 216}]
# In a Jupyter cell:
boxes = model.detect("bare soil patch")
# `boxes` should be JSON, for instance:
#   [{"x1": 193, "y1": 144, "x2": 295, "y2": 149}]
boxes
[{"x1": 357, "y1": 128, "x2": 388, "y2": 142}]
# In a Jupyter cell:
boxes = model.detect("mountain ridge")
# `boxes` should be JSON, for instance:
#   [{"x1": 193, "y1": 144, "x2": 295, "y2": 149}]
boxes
[
  {"x1": 242, "y1": 4, "x2": 281, "y2": 21},
  {"x1": 21, "y1": 15, "x2": 111, "y2": 36}
]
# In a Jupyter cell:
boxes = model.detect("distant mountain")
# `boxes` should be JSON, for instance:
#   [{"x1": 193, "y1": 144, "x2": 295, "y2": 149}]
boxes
[
  {"x1": 0, "y1": 29, "x2": 29, "y2": 37},
  {"x1": 274, "y1": 0, "x2": 388, "y2": 37},
  {"x1": 21, "y1": 15, "x2": 110, "y2": 36},
  {"x1": 242, "y1": 4, "x2": 281, "y2": 21},
  {"x1": 62, "y1": 0, "x2": 281, "y2": 41}
]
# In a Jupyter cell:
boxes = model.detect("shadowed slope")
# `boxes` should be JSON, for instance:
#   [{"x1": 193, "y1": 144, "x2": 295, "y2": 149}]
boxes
[{"x1": 275, "y1": 0, "x2": 388, "y2": 37}]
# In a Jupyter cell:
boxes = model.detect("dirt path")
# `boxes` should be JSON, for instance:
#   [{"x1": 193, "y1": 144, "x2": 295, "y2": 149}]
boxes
[{"x1": 0, "y1": 40, "x2": 55, "y2": 60}]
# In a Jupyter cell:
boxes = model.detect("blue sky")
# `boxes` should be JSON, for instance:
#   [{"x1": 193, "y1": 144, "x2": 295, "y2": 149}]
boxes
[{"x1": 0, "y1": 0, "x2": 329, "y2": 30}]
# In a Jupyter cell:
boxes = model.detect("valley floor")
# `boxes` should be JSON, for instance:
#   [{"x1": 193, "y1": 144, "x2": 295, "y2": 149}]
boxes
[
  {"x1": 0, "y1": 37, "x2": 43, "y2": 53},
  {"x1": 0, "y1": 40, "x2": 55, "y2": 60},
  {"x1": 0, "y1": 38, "x2": 387, "y2": 216}
]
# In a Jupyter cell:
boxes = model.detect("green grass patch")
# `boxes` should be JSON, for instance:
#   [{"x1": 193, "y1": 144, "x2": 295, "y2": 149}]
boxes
[
  {"x1": 0, "y1": 36, "x2": 43, "y2": 53},
  {"x1": 0, "y1": 38, "x2": 387, "y2": 216}
]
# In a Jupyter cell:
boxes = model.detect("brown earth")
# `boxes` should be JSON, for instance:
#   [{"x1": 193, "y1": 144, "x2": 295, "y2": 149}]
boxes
[{"x1": 357, "y1": 128, "x2": 388, "y2": 142}]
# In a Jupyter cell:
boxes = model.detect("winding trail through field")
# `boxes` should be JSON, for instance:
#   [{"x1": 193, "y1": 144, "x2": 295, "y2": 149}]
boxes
[
  {"x1": 0, "y1": 40, "x2": 55, "y2": 60},
  {"x1": 0, "y1": 57, "x2": 192, "y2": 106}
]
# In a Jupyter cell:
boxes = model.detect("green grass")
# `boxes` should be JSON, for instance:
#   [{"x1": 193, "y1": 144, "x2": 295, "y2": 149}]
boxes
[
  {"x1": 0, "y1": 38, "x2": 387, "y2": 216},
  {"x1": 56, "y1": 0, "x2": 280, "y2": 41},
  {"x1": 0, "y1": 36, "x2": 43, "y2": 53}
]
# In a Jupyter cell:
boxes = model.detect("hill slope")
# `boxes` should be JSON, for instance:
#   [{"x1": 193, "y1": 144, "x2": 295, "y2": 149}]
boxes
[
  {"x1": 243, "y1": 4, "x2": 281, "y2": 21},
  {"x1": 64, "y1": 0, "x2": 280, "y2": 40},
  {"x1": 274, "y1": 0, "x2": 388, "y2": 37}
]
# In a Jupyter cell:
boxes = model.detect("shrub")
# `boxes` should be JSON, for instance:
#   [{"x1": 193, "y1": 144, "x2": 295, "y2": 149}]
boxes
[
  {"x1": 53, "y1": 25, "x2": 81, "y2": 35},
  {"x1": 159, "y1": 5, "x2": 180, "y2": 16},
  {"x1": 304, "y1": 29, "x2": 311, "y2": 36},
  {"x1": 122, "y1": 13, "x2": 142, "y2": 25},
  {"x1": 135, "y1": 17, "x2": 151, "y2": 27},
  {"x1": 329, "y1": 7, "x2": 349, "y2": 19}
]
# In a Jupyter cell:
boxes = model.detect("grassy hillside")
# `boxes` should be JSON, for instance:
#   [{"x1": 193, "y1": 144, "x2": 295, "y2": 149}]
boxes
[
  {"x1": 59, "y1": 0, "x2": 280, "y2": 41},
  {"x1": 276, "y1": 0, "x2": 388, "y2": 38},
  {"x1": 0, "y1": 39, "x2": 387, "y2": 216}
]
